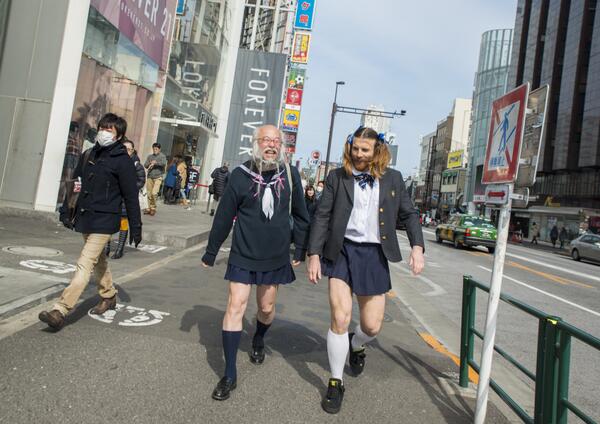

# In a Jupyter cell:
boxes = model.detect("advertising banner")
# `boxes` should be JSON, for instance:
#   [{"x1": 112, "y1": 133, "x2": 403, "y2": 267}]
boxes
[
  {"x1": 90, "y1": 0, "x2": 177, "y2": 70},
  {"x1": 288, "y1": 66, "x2": 306, "y2": 89},
  {"x1": 294, "y1": 0, "x2": 316, "y2": 30},
  {"x1": 482, "y1": 83, "x2": 529, "y2": 184},
  {"x1": 282, "y1": 109, "x2": 301, "y2": 132},
  {"x1": 291, "y1": 32, "x2": 311, "y2": 64},
  {"x1": 447, "y1": 150, "x2": 464, "y2": 169},
  {"x1": 285, "y1": 88, "x2": 303, "y2": 108},
  {"x1": 284, "y1": 132, "x2": 297, "y2": 154},
  {"x1": 222, "y1": 49, "x2": 287, "y2": 168}
]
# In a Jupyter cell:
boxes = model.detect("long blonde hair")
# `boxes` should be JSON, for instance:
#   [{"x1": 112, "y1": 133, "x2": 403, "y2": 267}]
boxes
[{"x1": 342, "y1": 127, "x2": 391, "y2": 179}]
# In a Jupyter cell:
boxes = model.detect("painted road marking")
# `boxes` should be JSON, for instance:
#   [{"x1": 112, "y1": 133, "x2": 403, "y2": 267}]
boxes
[
  {"x1": 507, "y1": 261, "x2": 593, "y2": 289},
  {"x1": 505, "y1": 252, "x2": 600, "y2": 284},
  {"x1": 88, "y1": 303, "x2": 170, "y2": 326},
  {"x1": 419, "y1": 333, "x2": 479, "y2": 384},
  {"x1": 136, "y1": 244, "x2": 167, "y2": 254},
  {"x1": 19, "y1": 260, "x2": 75, "y2": 275},
  {"x1": 423, "y1": 229, "x2": 436, "y2": 236},
  {"x1": 478, "y1": 266, "x2": 600, "y2": 318},
  {"x1": 390, "y1": 262, "x2": 446, "y2": 296}
]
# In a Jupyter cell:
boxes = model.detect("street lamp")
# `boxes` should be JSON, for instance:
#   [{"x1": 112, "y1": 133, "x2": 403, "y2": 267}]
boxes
[{"x1": 323, "y1": 81, "x2": 345, "y2": 179}]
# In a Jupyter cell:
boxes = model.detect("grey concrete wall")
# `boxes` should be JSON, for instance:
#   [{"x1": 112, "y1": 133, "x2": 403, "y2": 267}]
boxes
[{"x1": 0, "y1": 0, "x2": 69, "y2": 207}]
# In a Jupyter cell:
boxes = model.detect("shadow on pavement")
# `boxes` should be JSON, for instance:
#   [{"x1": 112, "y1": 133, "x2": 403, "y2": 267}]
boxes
[{"x1": 377, "y1": 341, "x2": 473, "y2": 423}]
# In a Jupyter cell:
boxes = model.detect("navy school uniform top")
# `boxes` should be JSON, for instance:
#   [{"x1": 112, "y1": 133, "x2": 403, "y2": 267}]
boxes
[{"x1": 201, "y1": 160, "x2": 310, "y2": 272}]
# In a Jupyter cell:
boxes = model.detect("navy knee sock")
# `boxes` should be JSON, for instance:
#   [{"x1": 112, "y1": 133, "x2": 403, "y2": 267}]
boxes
[
  {"x1": 252, "y1": 319, "x2": 271, "y2": 347},
  {"x1": 222, "y1": 330, "x2": 241, "y2": 381}
]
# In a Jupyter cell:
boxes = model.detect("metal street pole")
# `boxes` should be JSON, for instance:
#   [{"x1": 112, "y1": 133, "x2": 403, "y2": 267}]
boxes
[
  {"x1": 474, "y1": 186, "x2": 512, "y2": 424},
  {"x1": 323, "y1": 81, "x2": 344, "y2": 179}
]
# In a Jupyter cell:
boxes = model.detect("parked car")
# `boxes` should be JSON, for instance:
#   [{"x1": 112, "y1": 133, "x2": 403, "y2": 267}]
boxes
[
  {"x1": 570, "y1": 233, "x2": 600, "y2": 262},
  {"x1": 435, "y1": 214, "x2": 497, "y2": 253}
]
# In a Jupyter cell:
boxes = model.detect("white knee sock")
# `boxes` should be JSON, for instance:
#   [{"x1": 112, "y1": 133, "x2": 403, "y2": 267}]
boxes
[
  {"x1": 327, "y1": 329, "x2": 349, "y2": 381},
  {"x1": 351, "y1": 324, "x2": 376, "y2": 351}
]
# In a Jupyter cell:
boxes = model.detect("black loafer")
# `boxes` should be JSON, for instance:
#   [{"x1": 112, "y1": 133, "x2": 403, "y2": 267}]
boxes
[
  {"x1": 348, "y1": 333, "x2": 366, "y2": 376},
  {"x1": 249, "y1": 343, "x2": 265, "y2": 364},
  {"x1": 211, "y1": 376, "x2": 237, "y2": 401},
  {"x1": 321, "y1": 378, "x2": 345, "y2": 414}
]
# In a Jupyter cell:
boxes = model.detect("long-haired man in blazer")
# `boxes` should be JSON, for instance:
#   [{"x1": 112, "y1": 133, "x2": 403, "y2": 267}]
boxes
[{"x1": 307, "y1": 126, "x2": 425, "y2": 414}]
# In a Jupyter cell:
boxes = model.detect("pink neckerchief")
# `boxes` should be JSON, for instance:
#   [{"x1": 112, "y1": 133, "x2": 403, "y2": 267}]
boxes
[{"x1": 239, "y1": 164, "x2": 286, "y2": 219}]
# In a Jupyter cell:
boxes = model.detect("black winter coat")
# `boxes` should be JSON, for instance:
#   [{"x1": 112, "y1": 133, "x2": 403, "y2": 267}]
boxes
[
  {"x1": 210, "y1": 166, "x2": 230, "y2": 197},
  {"x1": 131, "y1": 153, "x2": 146, "y2": 190},
  {"x1": 61, "y1": 142, "x2": 142, "y2": 234}
]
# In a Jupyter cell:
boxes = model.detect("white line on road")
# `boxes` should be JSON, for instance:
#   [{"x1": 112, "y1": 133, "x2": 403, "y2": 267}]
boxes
[
  {"x1": 390, "y1": 262, "x2": 446, "y2": 296},
  {"x1": 478, "y1": 266, "x2": 600, "y2": 318},
  {"x1": 505, "y1": 252, "x2": 600, "y2": 284}
]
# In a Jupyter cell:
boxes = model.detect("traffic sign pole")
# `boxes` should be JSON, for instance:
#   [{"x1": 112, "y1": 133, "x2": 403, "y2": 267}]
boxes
[{"x1": 474, "y1": 185, "x2": 512, "y2": 424}]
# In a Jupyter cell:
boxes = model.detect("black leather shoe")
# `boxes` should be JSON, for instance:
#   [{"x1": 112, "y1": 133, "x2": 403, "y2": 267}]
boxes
[
  {"x1": 38, "y1": 310, "x2": 65, "y2": 330},
  {"x1": 348, "y1": 333, "x2": 366, "y2": 376},
  {"x1": 321, "y1": 378, "x2": 345, "y2": 414},
  {"x1": 211, "y1": 376, "x2": 237, "y2": 401},
  {"x1": 249, "y1": 340, "x2": 265, "y2": 364}
]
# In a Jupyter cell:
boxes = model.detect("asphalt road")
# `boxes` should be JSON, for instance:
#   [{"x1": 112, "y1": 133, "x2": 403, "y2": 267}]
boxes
[{"x1": 390, "y1": 227, "x2": 600, "y2": 422}]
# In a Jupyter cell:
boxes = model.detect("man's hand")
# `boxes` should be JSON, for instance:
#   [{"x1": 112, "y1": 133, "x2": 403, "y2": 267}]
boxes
[
  {"x1": 129, "y1": 226, "x2": 142, "y2": 247},
  {"x1": 307, "y1": 255, "x2": 321, "y2": 284},
  {"x1": 202, "y1": 262, "x2": 210, "y2": 268},
  {"x1": 292, "y1": 260, "x2": 301, "y2": 267},
  {"x1": 408, "y1": 246, "x2": 425, "y2": 276}
]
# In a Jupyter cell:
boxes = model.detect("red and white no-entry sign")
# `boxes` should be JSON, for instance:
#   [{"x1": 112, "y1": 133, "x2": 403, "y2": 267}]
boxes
[{"x1": 311, "y1": 150, "x2": 321, "y2": 160}]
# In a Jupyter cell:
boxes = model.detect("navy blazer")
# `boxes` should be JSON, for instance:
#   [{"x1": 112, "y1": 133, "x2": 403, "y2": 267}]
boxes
[{"x1": 308, "y1": 167, "x2": 424, "y2": 263}]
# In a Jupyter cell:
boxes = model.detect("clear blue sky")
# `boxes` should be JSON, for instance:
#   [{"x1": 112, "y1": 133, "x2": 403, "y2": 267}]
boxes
[{"x1": 295, "y1": 1, "x2": 518, "y2": 177}]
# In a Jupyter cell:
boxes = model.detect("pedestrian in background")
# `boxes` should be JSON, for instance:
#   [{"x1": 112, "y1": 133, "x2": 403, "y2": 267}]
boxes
[
  {"x1": 550, "y1": 224, "x2": 559, "y2": 248},
  {"x1": 39, "y1": 113, "x2": 142, "y2": 331},
  {"x1": 107, "y1": 137, "x2": 146, "y2": 260},
  {"x1": 531, "y1": 222, "x2": 539, "y2": 245},
  {"x1": 304, "y1": 184, "x2": 318, "y2": 221},
  {"x1": 307, "y1": 126, "x2": 425, "y2": 414},
  {"x1": 209, "y1": 163, "x2": 230, "y2": 216},
  {"x1": 201, "y1": 125, "x2": 310, "y2": 401},
  {"x1": 559, "y1": 226, "x2": 568, "y2": 248},
  {"x1": 315, "y1": 180, "x2": 325, "y2": 200},
  {"x1": 177, "y1": 156, "x2": 189, "y2": 207},
  {"x1": 144, "y1": 142, "x2": 167, "y2": 216},
  {"x1": 163, "y1": 156, "x2": 181, "y2": 205}
]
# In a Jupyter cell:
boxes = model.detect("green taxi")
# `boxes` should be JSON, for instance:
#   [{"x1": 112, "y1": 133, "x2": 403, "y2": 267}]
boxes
[{"x1": 435, "y1": 214, "x2": 497, "y2": 253}]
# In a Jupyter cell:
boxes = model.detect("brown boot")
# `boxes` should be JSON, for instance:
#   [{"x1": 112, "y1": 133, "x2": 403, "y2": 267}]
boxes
[
  {"x1": 143, "y1": 209, "x2": 151, "y2": 215},
  {"x1": 90, "y1": 295, "x2": 117, "y2": 315},
  {"x1": 149, "y1": 209, "x2": 156, "y2": 216},
  {"x1": 39, "y1": 310, "x2": 65, "y2": 330}
]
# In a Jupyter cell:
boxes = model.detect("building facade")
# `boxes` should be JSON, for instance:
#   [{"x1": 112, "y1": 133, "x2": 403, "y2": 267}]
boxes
[
  {"x1": 507, "y1": 0, "x2": 600, "y2": 240},
  {"x1": 465, "y1": 28, "x2": 513, "y2": 207},
  {"x1": 360, "y1": 105, "x2": 392, "y2": 134},
  {"x1": 414, "y1": 131, "x2": 436, "y2": 210},
  {"x1": 0, "y1": 0, "x2": 178, "y2": 212}
]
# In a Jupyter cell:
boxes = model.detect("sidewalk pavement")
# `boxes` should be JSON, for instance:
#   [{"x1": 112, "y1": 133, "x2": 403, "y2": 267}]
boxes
[
  {"x1": 0, "y1": 201, "x2": 215, "y2": 319},
  {"x1": 508, "y1": 237, "x2": 571, "y2": 257},
  {"x1": 0, "y1": 239, "x2": 511, "y2": 423}
]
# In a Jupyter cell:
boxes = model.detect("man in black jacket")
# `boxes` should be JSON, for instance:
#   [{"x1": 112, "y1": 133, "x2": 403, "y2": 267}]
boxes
[
  {"x1": 307, "y1": 127, "x2": 425, "y2": 414},
  {"x1": 209, "y1": 163, "x2": 230, "y2": 216},
  {"x1": 39, "y1": 114, "x2": 142, "y2": 331}
]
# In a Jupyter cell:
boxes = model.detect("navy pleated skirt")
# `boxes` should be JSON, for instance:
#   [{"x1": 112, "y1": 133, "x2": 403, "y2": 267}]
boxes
[
  {"x1": 321, "y1": 238, "x2": 391, "y2": 296},
  {"x1": 224, "y1": 263, "x2": 296, "y2": 285}
]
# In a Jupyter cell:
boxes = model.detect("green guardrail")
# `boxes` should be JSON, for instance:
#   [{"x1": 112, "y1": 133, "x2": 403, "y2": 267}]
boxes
[{"x1": 459, "y1": 275, "x2": 600, "y2": 424}]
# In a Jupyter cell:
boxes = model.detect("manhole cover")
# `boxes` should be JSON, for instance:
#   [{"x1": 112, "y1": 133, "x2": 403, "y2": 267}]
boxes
[{"x1": 3, "y1": 246, "x2": 63, "y2": 257}]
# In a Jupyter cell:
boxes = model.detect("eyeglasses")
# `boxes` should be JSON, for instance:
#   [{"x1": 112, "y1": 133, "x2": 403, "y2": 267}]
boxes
[{"x1": 257, "y1": 136, "x2": 282, "y2": 145}]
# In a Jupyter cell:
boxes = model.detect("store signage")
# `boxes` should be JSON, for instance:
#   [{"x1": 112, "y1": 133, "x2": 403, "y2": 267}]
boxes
[
  {"x1": 90, "y1": 0, "x2": 177, "y2": 70},
  {"x1": 294, "y1": 0, "x2": 316, "y2": 30},
  {"x1": 288, "y1": 66, "x2": 306, "y2": 90},
  {"x1": 282, "y1": 109, "x2": 301, "y2": 132},
  {"x1": 447, "y1": 150, "x2": 463, "y2": 169},
  {"x1": 222, "y1": 50, "x2": 287, "y2": 167},
  {"x1": 286, "y1": 88, "x2": 303, "y2": 107},
  {"x1": 516, "y1": 85, "x2": 549, "y2": 188},
  {"x1": 291, "y1": 32, "x2": 311, "y2": 64},
  {"x1": 485, "y1": 184, "x2": 510, "y2": 205},
  {"x1": 482, "y1": 83, "x2": 529, "y2": 184},
  {"x1": 176, "y1": 0, "x2": 186, "y2": 14}
]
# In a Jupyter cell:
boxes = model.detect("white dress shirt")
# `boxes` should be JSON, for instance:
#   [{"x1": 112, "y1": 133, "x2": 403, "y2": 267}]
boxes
[{"x1": 344, "y1": 169, "x2": 380, "y2": 244}]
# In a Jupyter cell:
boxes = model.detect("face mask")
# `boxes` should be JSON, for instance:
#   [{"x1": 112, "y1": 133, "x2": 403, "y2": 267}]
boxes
[
  {"x1": 316, "y1": 186, "x2": 323, "y2": 193},
  {"x1": 96, "y1": 130, "x2": 115, "y2": 147}
]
